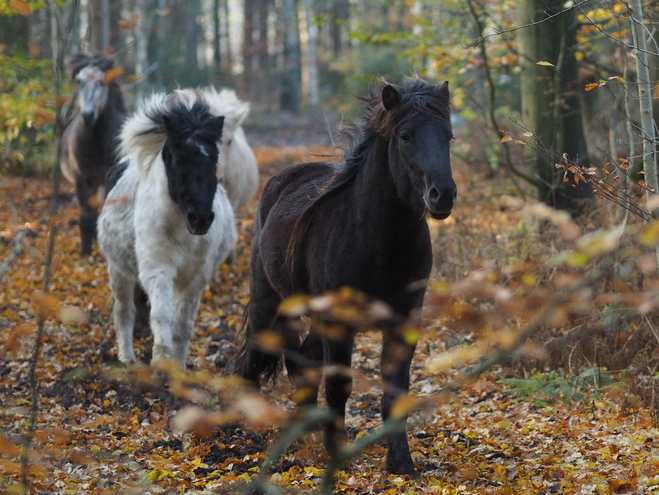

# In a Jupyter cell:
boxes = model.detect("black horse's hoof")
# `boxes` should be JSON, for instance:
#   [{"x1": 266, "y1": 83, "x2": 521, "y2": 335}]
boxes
[{"x1": 386, "y1": 455, "x2": 418, "y2": 479}]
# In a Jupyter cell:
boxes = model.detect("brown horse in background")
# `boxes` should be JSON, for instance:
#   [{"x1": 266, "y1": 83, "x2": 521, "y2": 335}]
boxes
[{"x1": 58, "y1": 53, "x2": 127, "y2": 255}]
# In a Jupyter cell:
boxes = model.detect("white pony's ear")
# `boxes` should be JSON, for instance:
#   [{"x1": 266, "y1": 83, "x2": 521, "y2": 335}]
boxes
[
  {"x1": 200, "y1": 87, "x2": 250, "y2": 143},
  {"x1": 221, "y1": 101, "x2": 250, "y2": 142}
]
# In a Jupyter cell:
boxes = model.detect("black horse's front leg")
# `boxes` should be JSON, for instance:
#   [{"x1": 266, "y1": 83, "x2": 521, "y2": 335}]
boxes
[
  {"x1": 322, "y1": 335, "x2": 354, "y2": 453},
  {"x1": 380, "y1": 328, "x2": 417, "y2": 477}
]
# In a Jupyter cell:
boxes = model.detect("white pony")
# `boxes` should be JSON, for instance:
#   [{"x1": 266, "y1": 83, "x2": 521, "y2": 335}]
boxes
[
  {"x1": 98, "y1": 89, "x2": 236, "y2": 366},
  {"x1": 200, "y1": 87, "x2": 259, "y2": 211}
]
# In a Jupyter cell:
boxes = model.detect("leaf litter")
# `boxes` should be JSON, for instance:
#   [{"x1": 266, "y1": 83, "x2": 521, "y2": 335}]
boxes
[{"x1": 0, "y1": 147, "x2": 658, "y2": 494}]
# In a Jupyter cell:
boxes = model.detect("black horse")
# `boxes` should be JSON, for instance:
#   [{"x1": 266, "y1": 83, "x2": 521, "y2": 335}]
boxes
[
  {"x1": 230, "y1": 78, "x2": 456, "y2": 476},
  {"x1": 58, "y1": 53, "x2": 127, "y2": 255}
]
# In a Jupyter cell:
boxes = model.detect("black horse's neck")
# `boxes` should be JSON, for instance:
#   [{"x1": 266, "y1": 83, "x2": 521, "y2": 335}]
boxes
[
  {"x1": 89, "y1": 85, "x2": 126, "y2": 153},
  {"x1": 350, "y1": 133, "x2": 423, "y2": 224}
]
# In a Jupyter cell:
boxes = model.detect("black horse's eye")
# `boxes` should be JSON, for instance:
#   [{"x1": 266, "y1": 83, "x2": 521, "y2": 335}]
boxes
[{"x1": 400, "y1": 132, "x2": 411, "y2": 143}]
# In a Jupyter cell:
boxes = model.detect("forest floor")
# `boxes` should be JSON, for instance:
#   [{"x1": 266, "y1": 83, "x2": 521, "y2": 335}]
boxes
[{"x1": 1, "y1": 124, "x2": 659, "y2": 494}]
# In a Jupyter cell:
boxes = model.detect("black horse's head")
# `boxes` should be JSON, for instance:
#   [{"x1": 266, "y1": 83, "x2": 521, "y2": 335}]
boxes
[
  {"x1": 68, "y1": 53, "x2": 118, "y2": 125},
  {"x1": 377, "y1": 79, "x2": 456, "y2": 220},
  {"x1": 160, "y1": 101, "x2": 225, "y2": 235}
]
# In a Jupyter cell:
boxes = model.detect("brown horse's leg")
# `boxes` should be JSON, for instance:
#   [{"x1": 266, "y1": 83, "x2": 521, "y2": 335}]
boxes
[
  {"x1": 381, "y1": 328, "x2": 418, "y2": 478},
  {"x1": 76, "y1": 175, "x2": 99, "y2": 255}
]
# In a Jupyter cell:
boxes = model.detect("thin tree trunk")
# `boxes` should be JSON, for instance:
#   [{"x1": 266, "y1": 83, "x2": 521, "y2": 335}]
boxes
[
  {"x1": 281, "y1": 0, "x2": 300, "y2": 113},
  {"x1": 222, "y1": 0, "x2": 232, "y2": 72},
  {"x1": 135, "y1": 0, "x2": 149, "y2": 99},
  {"x1": 186, "y1": 0, "x2": 200, "y2": 72},
  {"x1": 303, "y1": 0, "x2": 319, "y2": 106},
  {"x1": 630, "y1": 0, "x2": 659, "y2": 210},
  {"x1": 517, "y1": 0, "x2": 592, "y2": 213},
  {"x1": 331, "y1": 0, "x2": 349, "y2": 57},
  {"x1": 213, "y1": 0, "x2": 222, "y2": 81}
]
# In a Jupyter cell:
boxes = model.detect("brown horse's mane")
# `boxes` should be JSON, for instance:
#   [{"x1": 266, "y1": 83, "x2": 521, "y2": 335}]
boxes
[{"x1": 285, "y1": 78, "x2": 451, "y2": 277}]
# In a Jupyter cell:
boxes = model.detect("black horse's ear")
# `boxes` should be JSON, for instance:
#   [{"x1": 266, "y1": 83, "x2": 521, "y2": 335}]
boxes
[
  {"x1": 213, "y1": 116, "x2": 225, "y2": 140},
  {"x1": 161, "y1": 113, "x2": 174, "y2": 134},
  {"x1": 437, "y1": 81, "x2": 450, "y2": 102},
  {"x1": 382, "y1": 84, "x2": 402, "y2": 111}
]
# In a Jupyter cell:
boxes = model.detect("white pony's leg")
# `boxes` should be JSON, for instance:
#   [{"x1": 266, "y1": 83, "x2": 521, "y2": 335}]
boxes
[
  {"x1": 108, "y1": 265, "x2": 137, "y2": 363},
  {"x1": 172, "y1": 289, "x2": 203, "y2": 367},
  {"x1": 141, "y1": 274, "x2": 176, "y2": 364},
  {"x1": 172, "y1": 270, "x2": 210, "y2": 366}
]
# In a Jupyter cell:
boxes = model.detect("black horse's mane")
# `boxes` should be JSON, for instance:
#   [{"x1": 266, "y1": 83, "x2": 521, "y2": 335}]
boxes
[{"x1": 286, "y1": 78, "x2": 451, "y2": 272}]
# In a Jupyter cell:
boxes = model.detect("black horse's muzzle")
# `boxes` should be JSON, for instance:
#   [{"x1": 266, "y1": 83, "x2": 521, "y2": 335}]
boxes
[
  {"x1": 425, "y1": 185, "x2": 457, "y2": 219},
  {"x1": 186, "y1": 211, "x2": 215, "y2": 235}
]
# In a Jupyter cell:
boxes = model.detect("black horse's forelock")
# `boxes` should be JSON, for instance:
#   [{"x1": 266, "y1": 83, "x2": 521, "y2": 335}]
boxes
[
  {"x1": 142, "y1": 98, "x2": 223, "y2": 147},
  {"x1": 286, "y1": 78, "x2": 451, "y2": 275},
  {"x1": 366, "y1": 78, "x2": 451, "y2": 137}
]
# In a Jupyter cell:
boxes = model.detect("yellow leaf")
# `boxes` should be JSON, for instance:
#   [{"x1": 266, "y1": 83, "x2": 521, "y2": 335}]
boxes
[
  {"x1": 536, "y1": 61, "x2": 555, "y2": 67},
  {"x1": 500, "y1": 135, "x2": 513, "y2": 143},
  {"x1": 104, "y1": 66, "x2": 125, "y2": 84},
  {"x1": 638, "y1": 221, "x2": 659, "y2": 246},
  {"x1": 401, "y1": 325, "x2": 420, "y2": 345},
  {"x1": 584, "y1": 82, "x2": 600, "y2": 91},
  {"x1": 9, "y1": 0, "x2": 31, "y2": 16},
  {"x1": 278, "y1": 294, "x2": 310, "y2": 316},
  {"x1": 389, "y1": 395, "x2": 424, "y2": 420}
]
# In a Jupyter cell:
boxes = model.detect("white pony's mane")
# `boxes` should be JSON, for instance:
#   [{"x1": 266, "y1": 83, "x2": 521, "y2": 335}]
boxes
[
  {"x1": 199, "y1": 87, "x2": 250, "y2": 141},
  {"x1": 119, "y1": 87, "x2": 249, "y2": 176}
]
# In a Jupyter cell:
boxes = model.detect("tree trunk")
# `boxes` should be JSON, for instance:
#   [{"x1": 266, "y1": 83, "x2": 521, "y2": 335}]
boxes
[
  {"x1": 281, "y1": 0, "x2": 301, "y2": 113},
  {"x1": 186, "y1": 0, "x2": 201, "y2": 72},
  {"x1": 517, "y1": 0, "x2": 592, "y2": 213},
  {"x1": 630, "y1": 0, "x2": 659, "y2": 210},
  {"x1": 88, "y1": 0, "x2": 110, "y2": 53},
  {"x1": 303, "y1": 0, "x2": 320, "y2": 106},
  {"x1": 213, "y1": 0, "x2": 222, "y2": 81},
  {"x1": 331, "y1": 0, "x2": 350, "y2": 57},
  {"x1": 135, "y1": 0, "x2": 149, "y2": 99}
]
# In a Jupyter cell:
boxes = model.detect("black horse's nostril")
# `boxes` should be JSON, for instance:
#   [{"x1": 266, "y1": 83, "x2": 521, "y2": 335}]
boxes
[
  {"x1": 427, "y1": 186, "x2": 456, "y2": 208},
  {"x1": 188, "y1": 213, "x2": 199, "y2": 226},
  {"x1": 428, "y1": 186, "x2": 441, "y2": 203}
]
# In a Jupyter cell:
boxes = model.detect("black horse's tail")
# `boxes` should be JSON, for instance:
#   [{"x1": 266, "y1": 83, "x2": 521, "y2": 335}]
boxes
[{"x1": 225, "y1": 303, "x2": 285, "y2": 384}]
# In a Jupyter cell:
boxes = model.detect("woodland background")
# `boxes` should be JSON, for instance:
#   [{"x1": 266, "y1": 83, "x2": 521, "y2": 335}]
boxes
[{"x1": 2, "y1": 0, "x2": 659, "y2": 494}]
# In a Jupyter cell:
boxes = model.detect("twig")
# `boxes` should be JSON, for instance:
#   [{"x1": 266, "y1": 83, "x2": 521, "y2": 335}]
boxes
[
  {"x1": 21, "y1": 2, "x2": 79, "y2": 493},
  {"x1": 468, "y1": 0, "x2": 595, "y2": 48},
  {"x1": 0, "y1": 228, "x2": 33, "y2": 282},
  {"x1": 242, "y1": 407, "x2": 335, "y2": 495}
]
